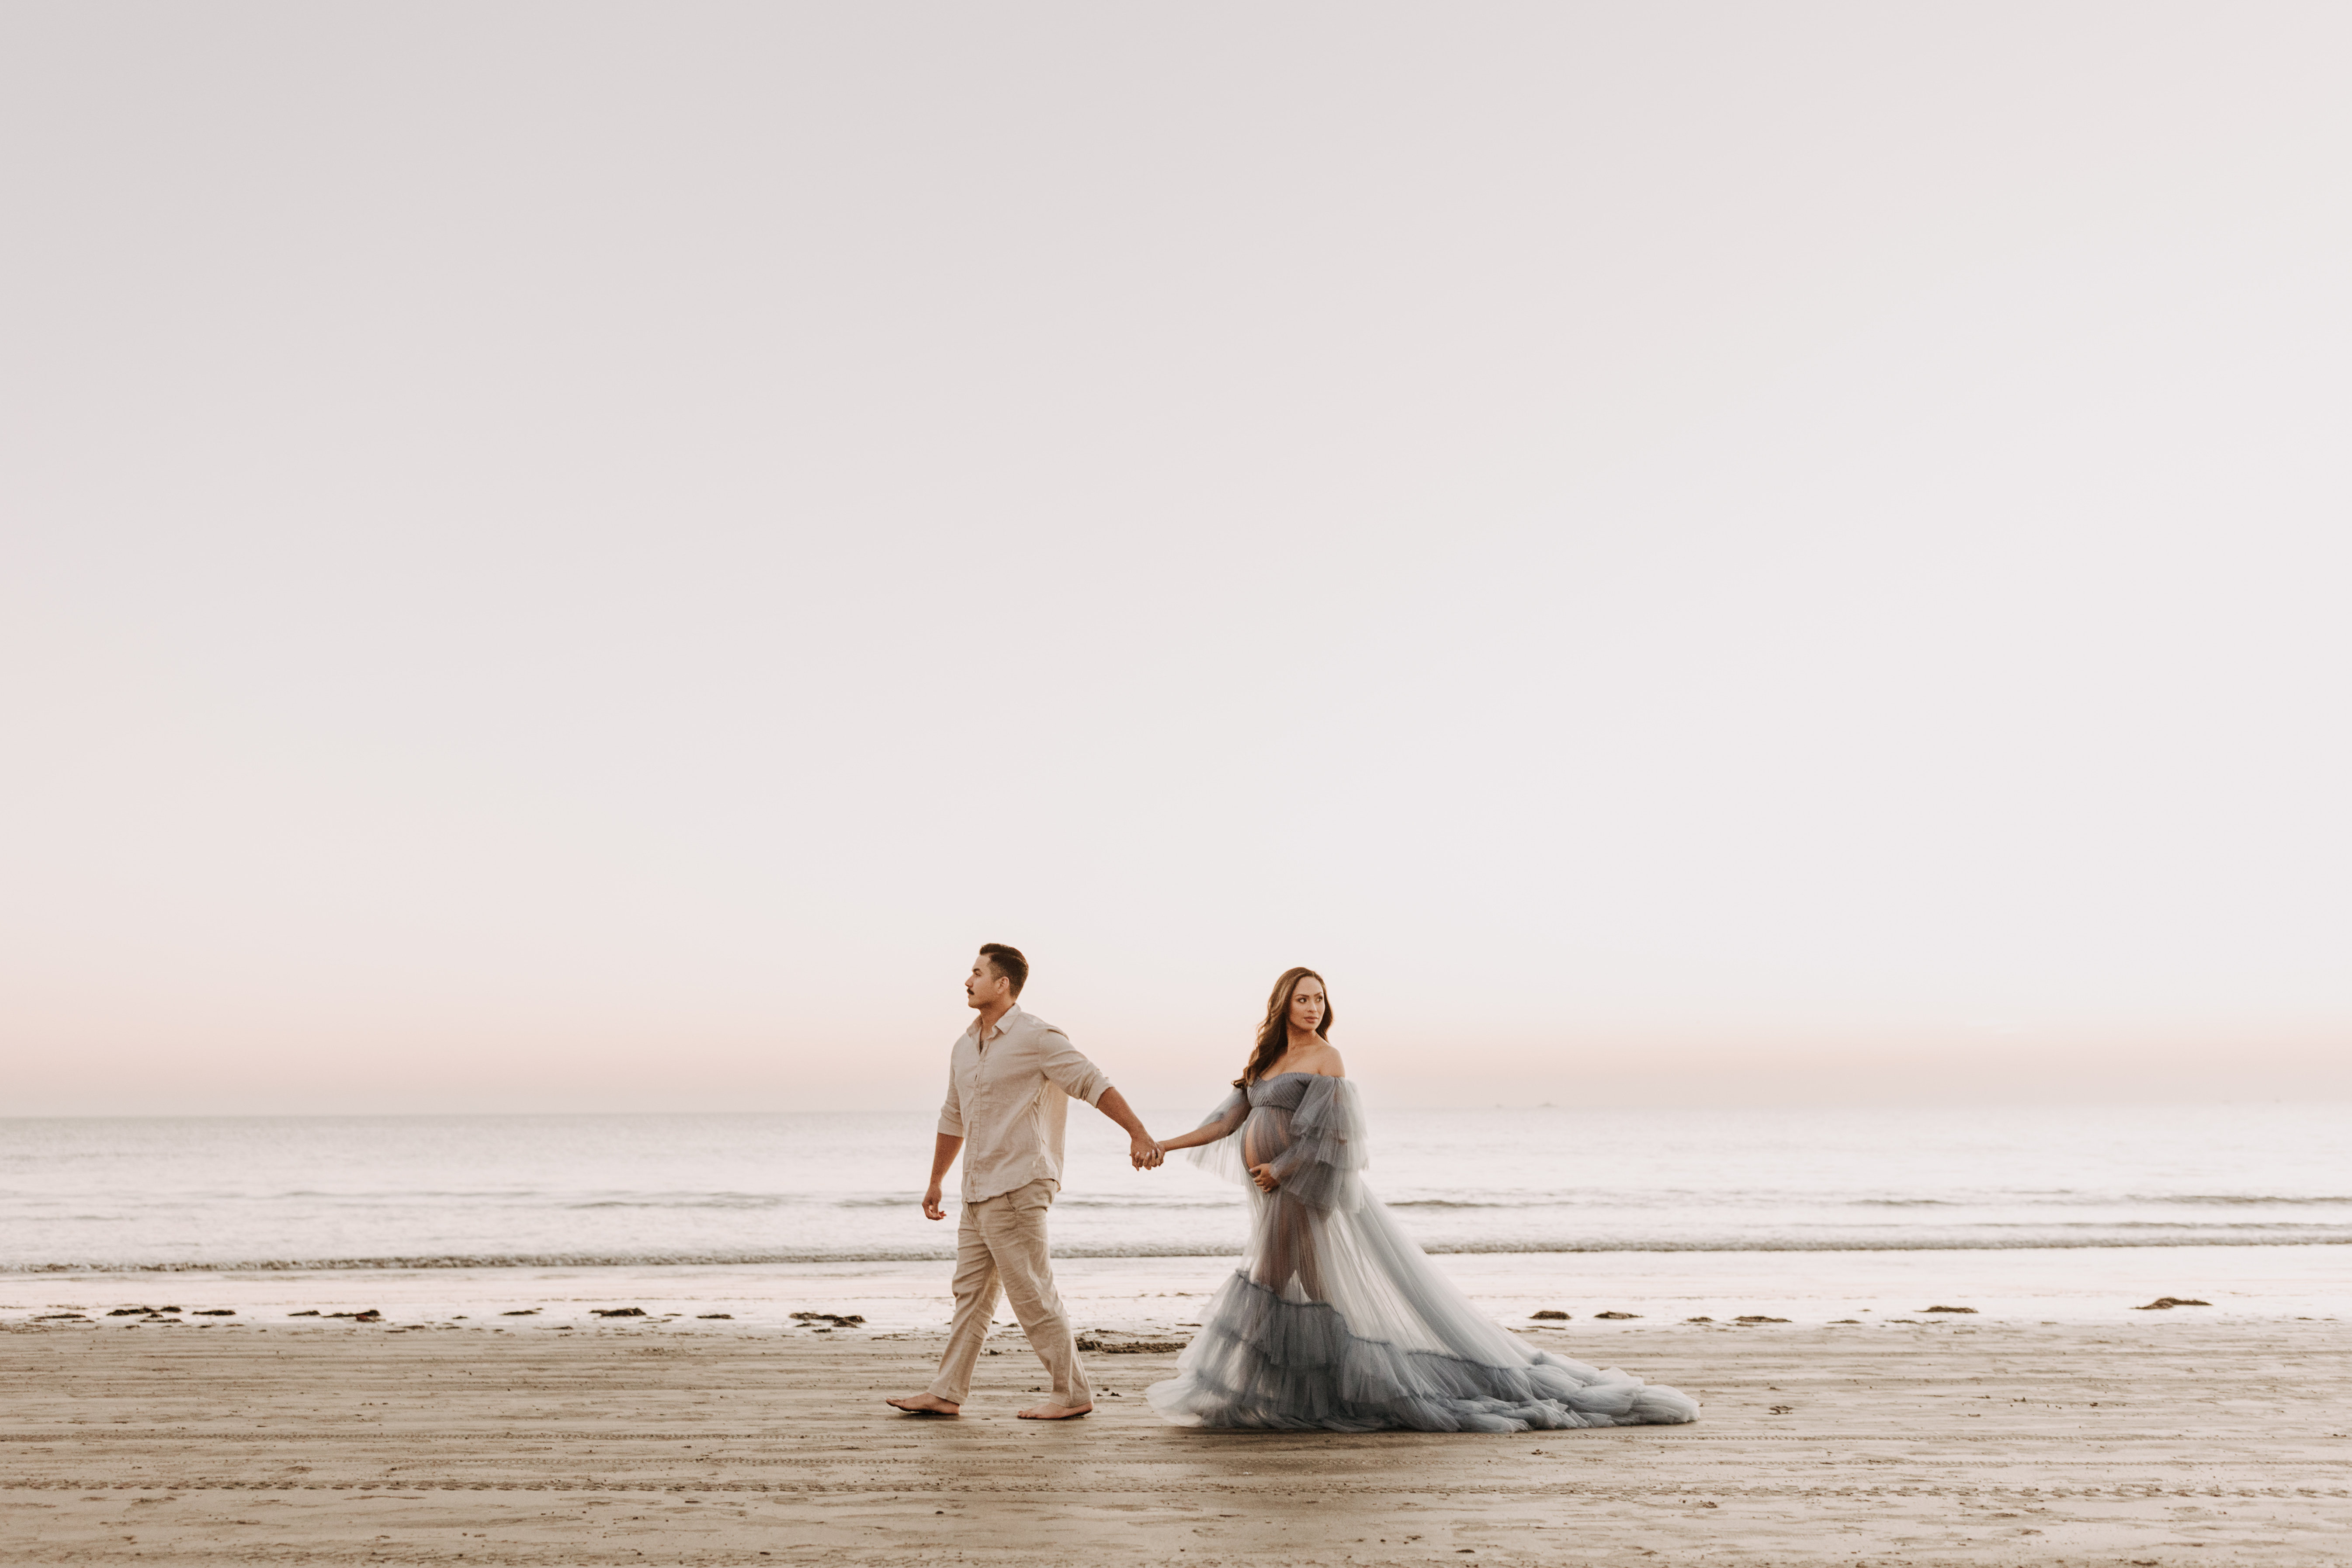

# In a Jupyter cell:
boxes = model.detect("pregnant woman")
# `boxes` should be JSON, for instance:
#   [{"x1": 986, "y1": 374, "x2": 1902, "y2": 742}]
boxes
[{"x1": 1145, "y1": 967, "x2": 1700, "y2": 1433}]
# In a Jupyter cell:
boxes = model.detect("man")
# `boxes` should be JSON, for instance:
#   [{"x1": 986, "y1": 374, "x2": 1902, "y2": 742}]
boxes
[{"x1": 886, "y1": 944, "x2": 1162, "y2": 1421}]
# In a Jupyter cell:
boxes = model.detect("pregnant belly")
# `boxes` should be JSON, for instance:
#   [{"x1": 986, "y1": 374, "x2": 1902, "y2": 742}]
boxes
[{"x1": 1240, "y1": 1110, "x2": 1292, "y2": 1169}]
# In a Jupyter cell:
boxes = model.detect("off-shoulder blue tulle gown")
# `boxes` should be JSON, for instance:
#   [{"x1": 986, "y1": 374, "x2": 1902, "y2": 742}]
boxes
[{"x1": 1146, "y1": 1074, "x2": 1701, "y2": 1433}]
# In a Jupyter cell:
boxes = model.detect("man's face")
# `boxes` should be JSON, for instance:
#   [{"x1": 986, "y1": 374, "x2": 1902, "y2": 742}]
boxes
[{"x1": 965, "y1": 955, "x2": 1012, "y2": 1012}]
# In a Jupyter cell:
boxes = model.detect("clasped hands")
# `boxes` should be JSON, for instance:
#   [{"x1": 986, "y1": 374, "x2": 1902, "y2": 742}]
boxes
[{"x1": 1127, "y1": 1136, "x2": 1278, "y2": 1191}]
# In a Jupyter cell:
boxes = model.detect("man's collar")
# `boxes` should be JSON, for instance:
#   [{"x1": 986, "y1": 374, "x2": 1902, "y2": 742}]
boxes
[{"x1": 968, "y1": 1005, "x2": 1022, "y2": 1041}]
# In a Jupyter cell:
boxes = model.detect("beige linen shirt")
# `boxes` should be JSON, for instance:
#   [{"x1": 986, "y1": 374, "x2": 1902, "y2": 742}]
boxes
[{"x1": 937, "y1": 1007, "x2": 1112, "y2": 1204}]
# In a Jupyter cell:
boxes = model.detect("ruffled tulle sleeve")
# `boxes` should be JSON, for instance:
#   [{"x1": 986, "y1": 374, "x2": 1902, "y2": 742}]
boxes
[
  {"x1": 1266, "y1": 1075, "x2": 1367, "y2": 1211},
  {"x1": 1182, "y1": 1087, "x2": 1252, "y2": 1186}
]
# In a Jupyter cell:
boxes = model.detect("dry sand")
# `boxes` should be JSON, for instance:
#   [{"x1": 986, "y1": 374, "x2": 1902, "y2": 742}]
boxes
[{"x1": 2, "y1": 1311, "x2": 2346, "y2": 1565}]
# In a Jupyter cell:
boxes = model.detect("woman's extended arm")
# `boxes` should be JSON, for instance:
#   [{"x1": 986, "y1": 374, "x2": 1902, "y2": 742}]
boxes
[{"x1": 1155, "y1": 1093, "x2": 1249, "y2": 1154}]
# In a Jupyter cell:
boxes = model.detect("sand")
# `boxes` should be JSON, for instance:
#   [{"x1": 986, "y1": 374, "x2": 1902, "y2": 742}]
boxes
[{"x1": 3, "y1": 1311, "x2": 2347, "y2": 1565}]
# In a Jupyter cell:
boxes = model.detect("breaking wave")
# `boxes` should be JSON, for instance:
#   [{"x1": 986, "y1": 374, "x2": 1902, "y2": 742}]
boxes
[{"x1": 11, "y1": 1231, "x2": 2349, "y2": 1273}]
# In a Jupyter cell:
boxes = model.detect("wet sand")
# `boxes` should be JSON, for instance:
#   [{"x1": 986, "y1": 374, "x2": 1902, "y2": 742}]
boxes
[{"x1": 3, "y1": 1311, "x2": 2347, "y2": 1565}]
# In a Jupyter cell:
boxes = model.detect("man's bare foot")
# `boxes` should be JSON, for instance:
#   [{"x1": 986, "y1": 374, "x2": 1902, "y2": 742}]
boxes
[
  {"x1": 885, "y1": 1393, "x2": 960, "y2": 1416},
  {"x1": 1016, "y1": 1401, "x2": 1093, "y2": 1420}
]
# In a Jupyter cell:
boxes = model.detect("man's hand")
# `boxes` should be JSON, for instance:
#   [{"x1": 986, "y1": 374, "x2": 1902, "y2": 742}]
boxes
[
  {"x1": 1098, "y1": 1088, "x2": 1163, "y2": 1172},
  {"x1": 922, "y1": 1133, "x2": 961, "y2": 1221}
]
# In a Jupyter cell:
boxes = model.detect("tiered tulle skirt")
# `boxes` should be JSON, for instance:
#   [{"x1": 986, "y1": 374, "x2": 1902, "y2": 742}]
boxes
[{"x1": 1148, "y1": 1270, "x2": 1698, "y2": 1432}]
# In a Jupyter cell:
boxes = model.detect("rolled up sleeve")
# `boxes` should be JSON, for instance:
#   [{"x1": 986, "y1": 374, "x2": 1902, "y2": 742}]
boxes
[
  {"x1": 1037, "y1": 1030, "x2": 1110, "y2": 1107},
  {"x1": 937, "y1": 1070, "x2": 964, "y2": 1138}
]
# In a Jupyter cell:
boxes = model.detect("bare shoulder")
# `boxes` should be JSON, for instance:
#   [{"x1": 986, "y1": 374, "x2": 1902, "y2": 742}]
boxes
[{"x1": 1304, "y1": 1043, "x2": 1346, "y2": 1078}]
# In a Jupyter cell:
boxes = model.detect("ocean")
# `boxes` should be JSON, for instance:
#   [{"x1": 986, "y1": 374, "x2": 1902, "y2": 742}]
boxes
[{"x1": 4, "y1": 1100, "x2": 2346, "y2": 1273}]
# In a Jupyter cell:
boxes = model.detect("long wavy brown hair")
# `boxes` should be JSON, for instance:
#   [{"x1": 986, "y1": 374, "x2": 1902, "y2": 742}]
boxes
[{"x1": 1236, "y1": 966, "x2": 1332, "y2": 1086}]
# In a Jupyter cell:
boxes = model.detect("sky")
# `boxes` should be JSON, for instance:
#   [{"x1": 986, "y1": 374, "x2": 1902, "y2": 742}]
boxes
[{"x1": 4, "y1": 3, "x2": 2349, "y2": 1116}]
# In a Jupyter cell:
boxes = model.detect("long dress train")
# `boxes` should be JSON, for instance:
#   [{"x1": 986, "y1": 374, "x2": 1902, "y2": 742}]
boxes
[{"x1": 1145, "y1": 1073, "x2": 1700, "y2": 1433}]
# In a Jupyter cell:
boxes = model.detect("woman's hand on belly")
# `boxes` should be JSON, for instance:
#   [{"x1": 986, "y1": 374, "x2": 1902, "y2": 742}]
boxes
[{"x1": 1249, "y1": 1163, "x2": 1280, "y2": 1192}]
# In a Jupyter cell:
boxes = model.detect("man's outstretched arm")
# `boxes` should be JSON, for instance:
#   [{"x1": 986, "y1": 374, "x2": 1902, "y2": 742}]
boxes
[
  {"x1": 1094, "y1": 1086, "x2": 1162, "y2": 1169},
  {"x1": 1037, "y1": 1030, "x2": 1161, "y2": 1168},
  {"x1": 922, "y1": 1134, "x2": 963, "y2": 1220}
]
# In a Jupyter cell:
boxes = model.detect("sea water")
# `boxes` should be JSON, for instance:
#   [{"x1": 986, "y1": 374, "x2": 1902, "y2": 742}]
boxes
[{"x1": 3, "y1": 1101, "x2": 2345, "y2": 1272}]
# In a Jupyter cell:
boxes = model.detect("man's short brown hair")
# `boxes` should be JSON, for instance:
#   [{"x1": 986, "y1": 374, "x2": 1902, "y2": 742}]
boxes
[{"x1": 977, "y1": 943, "x2": 1028, "y2": 997}]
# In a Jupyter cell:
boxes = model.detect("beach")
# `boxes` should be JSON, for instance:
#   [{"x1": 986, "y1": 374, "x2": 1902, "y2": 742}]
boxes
[
  {"x1": 6, "y1": 1110, "x2": 2348, "y2": 1561},
  {"x1": 4, "y1": 1275, "x2": 2348, "y2": 1565}
]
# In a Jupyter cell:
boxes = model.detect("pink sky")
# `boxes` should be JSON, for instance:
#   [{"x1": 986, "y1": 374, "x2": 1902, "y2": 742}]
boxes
[{"x1": 4, "y1": 3, "x2": 2348, "y2": 1114}]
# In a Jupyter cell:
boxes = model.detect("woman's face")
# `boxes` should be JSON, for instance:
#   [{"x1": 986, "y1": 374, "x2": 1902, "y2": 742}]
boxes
[{"x1": 1288, "y1": 978, "x2": 1326, "y2": 1033}]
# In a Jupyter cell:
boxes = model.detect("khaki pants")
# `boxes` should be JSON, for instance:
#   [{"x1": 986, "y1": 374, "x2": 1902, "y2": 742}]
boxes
[{"x1": 927, "y1": 1179, "x2": 1091, "y2": 1408}]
